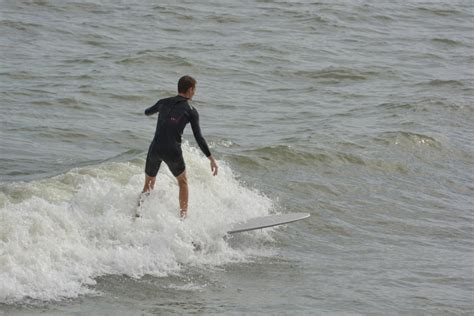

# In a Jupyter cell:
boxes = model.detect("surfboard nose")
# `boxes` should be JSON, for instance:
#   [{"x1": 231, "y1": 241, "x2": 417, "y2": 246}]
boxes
[{"x1": 227, "y1": 213, "x2": 310, "y2": 234}]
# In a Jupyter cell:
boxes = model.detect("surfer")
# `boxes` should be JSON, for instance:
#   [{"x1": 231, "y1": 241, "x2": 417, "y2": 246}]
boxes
[{"x1": 141, "y1": 75, "x2": 218, "y2": 218}]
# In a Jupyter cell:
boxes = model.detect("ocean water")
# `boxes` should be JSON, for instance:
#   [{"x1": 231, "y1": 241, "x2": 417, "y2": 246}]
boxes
[{"x1": 1, "y1": 0, "x2": 473, "y2": 315}]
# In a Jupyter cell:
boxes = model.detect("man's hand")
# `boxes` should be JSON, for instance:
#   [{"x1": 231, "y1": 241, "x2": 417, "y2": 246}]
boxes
[{"x1": 209, "y1": 156, "x2": 218, "y2": 176}]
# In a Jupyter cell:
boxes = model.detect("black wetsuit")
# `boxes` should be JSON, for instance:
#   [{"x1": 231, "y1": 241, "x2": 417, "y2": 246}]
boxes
[{"x1": 144, "y1": 95, "x2": 211, "y2": 177}]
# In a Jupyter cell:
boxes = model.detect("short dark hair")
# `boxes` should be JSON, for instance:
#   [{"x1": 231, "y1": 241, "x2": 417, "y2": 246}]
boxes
[{"x1": 178, "y1": 75, "x2": 196, "y2": 93}]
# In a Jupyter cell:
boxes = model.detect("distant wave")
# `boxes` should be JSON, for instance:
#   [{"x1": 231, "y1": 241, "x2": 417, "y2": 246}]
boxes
[
  {"x1": 0, "y1": 20, "x2": 42, "y2": 32},
  {"x1": 273, "y1": 66, "x2": 388, "y2": 83},
  {"x1": 416, "y1": 6, "x2": 463, "y2": 17},
  {"x1": 116, "y1": 52, "x2": 194, "y2": 67},
  {"x1": 425, "y1": 79, "x2": 465, "y2": 87},
  {"x1": 375, "y1": 131, "x2": 442, "y2": 149},
  {"x1": 377, "y1": 99, "x2": 470, "y2": 113},
  {"x1": 233, "y1": 144, "x2": 411, "y2": 174},
  {"x1": 431, "y1": 38, "x2": 464, "y2": 46}
]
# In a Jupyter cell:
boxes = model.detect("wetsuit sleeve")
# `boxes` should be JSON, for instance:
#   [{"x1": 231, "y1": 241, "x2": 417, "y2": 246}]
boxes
[
  {"x1": 144, "y1": 100, "x2": 163, "y2": 116},
  {"x1": 190, "y1": 107, "x2": 212, "y2": 157}
]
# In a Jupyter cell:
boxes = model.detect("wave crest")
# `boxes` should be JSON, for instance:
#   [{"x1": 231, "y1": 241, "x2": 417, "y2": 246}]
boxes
[{"x1": 0, "y1": 145, "x2": 275, "y2": 303}]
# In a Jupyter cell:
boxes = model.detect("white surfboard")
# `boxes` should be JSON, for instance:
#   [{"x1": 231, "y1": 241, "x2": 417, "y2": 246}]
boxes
[{"x1": 227, "y1": 212, "x2": 310, "y2": 234}]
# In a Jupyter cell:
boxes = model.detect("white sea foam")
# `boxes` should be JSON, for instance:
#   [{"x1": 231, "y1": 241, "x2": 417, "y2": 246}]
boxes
[{"x1": 0, "y1": 144, "x2": 275, "y2": 303}]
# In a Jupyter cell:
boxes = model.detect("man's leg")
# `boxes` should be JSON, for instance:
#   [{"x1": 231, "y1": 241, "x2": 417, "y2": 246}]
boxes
[
  {"x1": 176, "y1": 171, "x2": 188, "y2": 218},
  {"x1": 143, "y1": 140, "x2": 161, "y2": 194},
  {"x1": 142, "y1": 174, "x2": 156, "y2": 193},
  {"x1": 137, "y1": 174, "x2": 156, "y2": 210}
]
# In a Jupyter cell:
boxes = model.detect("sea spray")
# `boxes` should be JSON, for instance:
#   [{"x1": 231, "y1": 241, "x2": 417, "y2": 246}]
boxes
[{"x1": 0, "y1": 144, "x2": 275, "y2": 303}]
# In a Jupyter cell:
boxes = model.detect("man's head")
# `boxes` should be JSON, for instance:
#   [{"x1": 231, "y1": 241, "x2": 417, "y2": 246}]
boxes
[{"x1": 178, "y1": 75, "x2": 196, "y2": 100}]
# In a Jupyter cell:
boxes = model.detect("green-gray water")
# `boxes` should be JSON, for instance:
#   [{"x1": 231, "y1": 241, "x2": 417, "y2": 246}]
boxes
[{"x1": 1, "y1": 1, "x2": 473, "y2": 314}]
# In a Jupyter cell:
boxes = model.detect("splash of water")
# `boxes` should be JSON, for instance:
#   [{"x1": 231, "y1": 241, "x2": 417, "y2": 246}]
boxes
[{"x1": 0, "y1": 144, "x2": 275, "y2": 303}]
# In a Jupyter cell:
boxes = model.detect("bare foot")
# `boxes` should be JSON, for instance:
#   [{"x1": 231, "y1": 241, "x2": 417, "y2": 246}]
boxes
[{"x1": 138, "y1": 191, "x2": 150, "y2": 207}]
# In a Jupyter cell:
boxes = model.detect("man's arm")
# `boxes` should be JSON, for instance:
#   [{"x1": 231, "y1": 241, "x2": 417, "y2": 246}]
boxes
[
  {"x1": 189, "y1": 108, "x2": 211, "y2": 157},
  {"x1": 144, "y1": 100, "x2": 162, "y2": 116},
  {"x1": 190, "y1": 107, "x2": 218, "y2": 176}
]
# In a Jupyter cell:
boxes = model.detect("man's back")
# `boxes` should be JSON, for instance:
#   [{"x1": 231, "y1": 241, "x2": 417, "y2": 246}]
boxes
[{"x1": 145, "y1": 95, "x2": 211, "y2": 157}]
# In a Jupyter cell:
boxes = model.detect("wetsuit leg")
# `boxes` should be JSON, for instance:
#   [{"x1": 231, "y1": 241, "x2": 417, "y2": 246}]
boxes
[
  {"x1": 145, "y1": 141, "x2": 163, "y2": 177},
  {"x1": 162, "y1": 148, "x2": 186, "y2": 177}
]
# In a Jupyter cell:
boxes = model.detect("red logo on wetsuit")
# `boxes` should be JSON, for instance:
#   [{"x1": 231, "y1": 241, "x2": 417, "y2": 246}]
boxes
[{"x1": 170, "y1": 116, "x2": 183, "y2": 124}]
